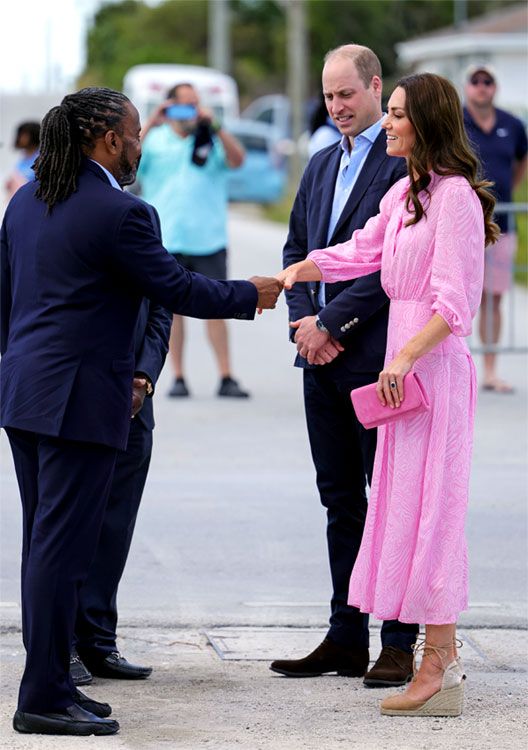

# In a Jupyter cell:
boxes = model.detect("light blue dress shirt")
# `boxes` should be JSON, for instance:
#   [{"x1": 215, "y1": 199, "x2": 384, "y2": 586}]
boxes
[
  {"x1": 90, "y1": 159, "x2": 122, "y2": 191},
  {"x1": 318, "y1": 117, "x2": 384, "y2": 308}
]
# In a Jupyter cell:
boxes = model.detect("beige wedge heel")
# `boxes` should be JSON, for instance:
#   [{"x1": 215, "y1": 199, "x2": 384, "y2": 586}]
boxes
[{"x1": 380, "y1": 641, "x2": 467, "y2": 717}]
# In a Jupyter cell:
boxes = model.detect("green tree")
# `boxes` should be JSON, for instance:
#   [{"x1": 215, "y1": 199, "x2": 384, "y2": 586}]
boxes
[
  {"x1": 79, "y1": 0, "x2": 208, "y2": 90},
  {"x1": 79, "y1": 0, "x2": 520, "y2": 98}
]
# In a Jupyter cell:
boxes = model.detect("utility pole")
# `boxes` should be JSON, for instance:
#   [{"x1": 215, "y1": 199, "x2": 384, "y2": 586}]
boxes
[
  {"x1": 208, "y1": 0, "x2": 231, "y2": 73},
  {"x1": 454, "y1": 0, "x2": 468, "y2": 27},
  {"x1": 285, "y1": 0, "x2": 308, "y2": 187}
]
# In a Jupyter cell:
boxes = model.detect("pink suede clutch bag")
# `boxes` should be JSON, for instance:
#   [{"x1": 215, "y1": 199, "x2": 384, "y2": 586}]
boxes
[{"x1": 350, "y1": 372, "x2": 430, "y2": 430}]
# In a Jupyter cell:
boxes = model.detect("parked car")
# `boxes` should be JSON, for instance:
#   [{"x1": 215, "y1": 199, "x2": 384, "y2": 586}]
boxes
[
  {"x1": 241, "y1": 93, "x2": 313, "y2": 162},
  {"x1": 225, "y1": 119, "x2": 288, "y2": 204},
  {"x1": 241, "y1": 94, "x2": 291, "y2": 138}
]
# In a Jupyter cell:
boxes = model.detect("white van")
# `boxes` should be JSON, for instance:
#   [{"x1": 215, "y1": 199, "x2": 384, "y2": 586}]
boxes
[{"x1": 123, "y1": 64, "x2": 239, "y2": 125}]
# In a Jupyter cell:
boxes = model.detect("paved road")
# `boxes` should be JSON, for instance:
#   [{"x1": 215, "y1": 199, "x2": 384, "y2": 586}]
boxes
[
  {"x1": 1, "y1": 207, "x2": 527, "y2": 632},
  {"x1": 1, "y1": 208, "x2": 527, "y2": 748},
  {"x1": 0, "y1": 626, "x2": 526, "y2": 749}
]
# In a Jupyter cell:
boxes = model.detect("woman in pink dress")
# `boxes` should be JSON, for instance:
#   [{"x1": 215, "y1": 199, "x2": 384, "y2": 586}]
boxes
[{"x1": 277, "y1": 73, "x2": 499, "y2": 717}]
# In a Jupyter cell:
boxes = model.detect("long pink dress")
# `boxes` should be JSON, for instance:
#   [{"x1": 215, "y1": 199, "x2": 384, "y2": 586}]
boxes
[{"x1": 308, "y1": 173, "x2": 485, "y2": 624}]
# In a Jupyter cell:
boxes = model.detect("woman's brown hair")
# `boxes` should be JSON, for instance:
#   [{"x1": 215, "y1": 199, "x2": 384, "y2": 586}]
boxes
[{"x1": 396, "y1": 73, "x2": 499, "y2": 246}]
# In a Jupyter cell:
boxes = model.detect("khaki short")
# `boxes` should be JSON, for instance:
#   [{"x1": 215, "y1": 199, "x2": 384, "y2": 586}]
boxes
[{"x1": 483, "y1": 233, "x2": 516, "y2": 295}]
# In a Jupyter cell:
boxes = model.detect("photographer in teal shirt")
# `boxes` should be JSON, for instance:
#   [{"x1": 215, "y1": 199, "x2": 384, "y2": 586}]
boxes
[{"x1": 138, "y1": 83, "x2": 250, "y2": 399}]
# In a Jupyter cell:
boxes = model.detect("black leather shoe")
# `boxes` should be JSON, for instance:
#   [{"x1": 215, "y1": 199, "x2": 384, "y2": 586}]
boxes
[
  {"x1": 270, "y1": 637, "x2": 369, "y2": 678},
  {"x1": 363, "y1": 645, "x2": 414, "y2": 687},
  {"x1": 168, "y1": 377, "x2": 190, "y2": 397},
  {"x1": 70, "y1": 649, "x2": 92, "y2": 686},
  {"x1": 217, "y1": 376, "x2": 250, "y2": 398},
  {"x1": 82, "y1": 651, "x2": 153, "y2": 680},
  {"x1": 73, "y1": 688, "x2": 112, "y2": 718},
  {"x1": 13, "y1": 704, "x2": 119, "y2": 735}
]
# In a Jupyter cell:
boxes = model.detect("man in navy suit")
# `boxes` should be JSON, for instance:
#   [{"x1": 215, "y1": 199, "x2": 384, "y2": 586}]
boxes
[
  {"x1": 270, "y1": 45, "x2": 418, "y2": 684},
  {"x1": 0, "y1": 87, "x2": 281, "y2": 736},
  {"x1": 71, "y1": 203, "x2": 172, "y2": 688}
]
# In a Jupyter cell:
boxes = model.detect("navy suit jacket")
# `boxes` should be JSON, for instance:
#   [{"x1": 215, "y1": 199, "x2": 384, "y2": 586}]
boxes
[
  {"x1": 132, "y1": 295, "x2": 171, "y2": 432},
  {"x1": 0, "y1": 160, "x2": 257, "y2": 450},
  {"x1": 131, "y1": 202, "x2": 172, "y2": 432},
  {"x1": 283, "y1": 131, "x2": 407, "y2": 377}
]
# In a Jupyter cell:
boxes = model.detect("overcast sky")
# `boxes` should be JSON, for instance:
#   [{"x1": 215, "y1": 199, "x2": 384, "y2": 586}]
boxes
[{"x1": 0, "y1": 0, "x2": 160, "y2": 93}]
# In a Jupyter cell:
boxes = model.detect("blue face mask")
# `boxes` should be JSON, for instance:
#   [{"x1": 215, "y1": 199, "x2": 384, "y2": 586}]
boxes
[{"x1": 165, "y1": 104, "x2": 198, "y2": 121}]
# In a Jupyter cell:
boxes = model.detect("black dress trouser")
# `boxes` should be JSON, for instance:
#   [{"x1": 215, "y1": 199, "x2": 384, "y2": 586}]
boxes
[
  {"x1": 303, "y1": 367, "x2": 419, "y2": 651},
  {"x1": 6, "y1": 427, "x2": 117, "y2": 713},
  {"x1": 75, "y1": 418, "x2": 153, "y2": 659}
]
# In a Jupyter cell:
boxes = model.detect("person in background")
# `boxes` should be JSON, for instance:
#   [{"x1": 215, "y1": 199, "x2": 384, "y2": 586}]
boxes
[
  {"x1": 463, "y1": 64, "x2": 528, "y2": 393},
  {"x1": 138, "y1": 83, "x2": 250, "y2": 399},
  {"x1": 277, "y1": 72, "x2": 499, "y2": 717},
  {"x1": 270, "y1": 44, "x2": 418, "y2": 688},
  {"x1": 5, "y1": 121, "x2": 40, "y2": 200},
  {"x1": 71, "y1": 203, "x2": 172, "y2": 689},
  {"x1": 307, "y1": 91, "x2": 340, "y2": 159}
]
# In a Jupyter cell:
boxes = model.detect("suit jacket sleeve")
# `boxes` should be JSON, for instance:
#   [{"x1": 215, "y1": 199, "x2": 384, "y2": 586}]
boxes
[
  {"x1": 282, "y1": 168, "x2": 315, "y2": 338},
  {"x1": 0, "y1": 219, "x2": 12, "y2": 356},
  {"x1": 134, "y1": 302, "x2": 172, "y2": 392},
  {"x1": 132, "y1": 202, "x2": 172, "y2": 390},
  {"x1": 318, "y1": 271, "x2": 388, "y2": 339},
  {"x1": 111, "y1": 201, "x2": 258, "y2": 320}
]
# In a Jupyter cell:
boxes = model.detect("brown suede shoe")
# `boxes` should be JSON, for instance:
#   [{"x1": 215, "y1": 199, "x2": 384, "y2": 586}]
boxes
[
  {"x1": 363, "y1": 645, "x2": 414, "y2": 688},
  {"x1": 270, "y1": 637, "x2": 369, "y2": 678}
]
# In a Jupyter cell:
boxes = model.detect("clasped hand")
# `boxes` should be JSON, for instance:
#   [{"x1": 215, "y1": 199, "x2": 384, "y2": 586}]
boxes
[
  {"x1": 291, "y1": 316, "x2": 344, "y2": 365},
  {"x1": 252, "y1": 260, "x2": 321, "y2": 313},
  {"x1": 131, "y1": 377, "x2": 147, "y2": 417},
  {"x1": 249, "y1": 276, "x2": 284, "y2": 312},
  {"x1": 275, "y1": 260, "x2": 321, "y2": 290}
]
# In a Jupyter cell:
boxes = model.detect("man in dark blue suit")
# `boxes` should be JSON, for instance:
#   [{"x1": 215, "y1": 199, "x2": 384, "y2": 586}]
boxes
[
  {"x1": 271, "y1": 45, "x2": 418, "y2": 684},
  {"x1": 0, "y1": 87, "x2": 281, "y2": 736},
  {"x1": 71, "y1": 203, "x2": 172, "y2": 687}
]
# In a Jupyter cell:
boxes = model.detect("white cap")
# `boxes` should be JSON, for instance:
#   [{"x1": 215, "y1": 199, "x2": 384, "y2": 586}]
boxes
[{"x1": 464, "y1": 63, "x2": 497, "y2": 83}]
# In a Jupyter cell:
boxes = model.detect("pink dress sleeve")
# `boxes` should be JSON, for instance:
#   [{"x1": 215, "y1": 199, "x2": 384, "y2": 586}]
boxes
[
  {"x1": 306, "y1": 183, "x2": 400, "y2": 282},
  {"x1": 430, "y1": 181, "x2": 485, "y2": 337}
]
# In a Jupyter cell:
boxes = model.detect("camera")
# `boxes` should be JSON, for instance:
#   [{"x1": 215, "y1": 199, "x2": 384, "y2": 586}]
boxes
[{"x1": 165, "y1": 104, "x2": 198, "y2": 121}]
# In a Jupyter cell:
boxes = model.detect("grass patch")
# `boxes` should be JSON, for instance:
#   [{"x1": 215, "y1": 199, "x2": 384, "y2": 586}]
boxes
[
  {"x1": 262, "y1": 189, "x2": 297, "y2": 225},
  {"x1": 514, "y1": 177, "x2": 527, "y2": 286}
]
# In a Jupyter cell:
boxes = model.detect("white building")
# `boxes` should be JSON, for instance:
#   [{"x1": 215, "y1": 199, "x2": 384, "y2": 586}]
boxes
[{"x1": 396, "y1": 3, "x2": 528, "y2": 120}]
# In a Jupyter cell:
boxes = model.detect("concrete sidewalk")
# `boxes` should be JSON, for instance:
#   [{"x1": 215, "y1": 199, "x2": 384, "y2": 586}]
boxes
[{"x1": 0, "y1": 625, "x2": 526, "y2": 749}]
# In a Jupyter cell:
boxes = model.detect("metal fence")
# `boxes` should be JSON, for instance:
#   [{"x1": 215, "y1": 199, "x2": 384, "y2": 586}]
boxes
[{"x1": 468, "y1": 202, "x2": 528, "y2": 355}]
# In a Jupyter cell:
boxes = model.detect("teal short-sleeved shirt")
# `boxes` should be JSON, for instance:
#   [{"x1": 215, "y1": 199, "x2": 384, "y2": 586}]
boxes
[{"x1": 137, "y1": 124, "x2": 229, "y2": 255}]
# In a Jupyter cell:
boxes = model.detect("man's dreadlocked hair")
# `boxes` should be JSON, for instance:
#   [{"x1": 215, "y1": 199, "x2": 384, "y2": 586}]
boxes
[{"x1": 34, "y1": 87, "x2": 130, "y2": 210}]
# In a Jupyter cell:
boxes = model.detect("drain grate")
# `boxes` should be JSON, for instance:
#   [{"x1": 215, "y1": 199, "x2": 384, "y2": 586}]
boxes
[
  {"x1": 204, "y1": 626, "x2": 492, "y2": 668},
  {"x1": 205, "y1": 627, "x2": 327, "y2": 661}
]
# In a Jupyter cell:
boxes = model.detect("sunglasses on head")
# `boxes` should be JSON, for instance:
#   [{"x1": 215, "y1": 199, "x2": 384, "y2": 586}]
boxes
[{"x1": 470, "y1": 75, "x2": 494, "y2": 87}]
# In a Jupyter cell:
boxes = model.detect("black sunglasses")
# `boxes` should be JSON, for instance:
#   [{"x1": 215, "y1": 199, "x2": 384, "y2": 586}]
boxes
[{"x1": 469, "y1": 76, "x2": 494, "y2": 87}]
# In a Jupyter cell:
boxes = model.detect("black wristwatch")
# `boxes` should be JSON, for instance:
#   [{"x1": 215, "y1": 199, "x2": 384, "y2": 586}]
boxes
[{"x1": 315, "y1": 316, "x2": 329, "y2": 334}]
